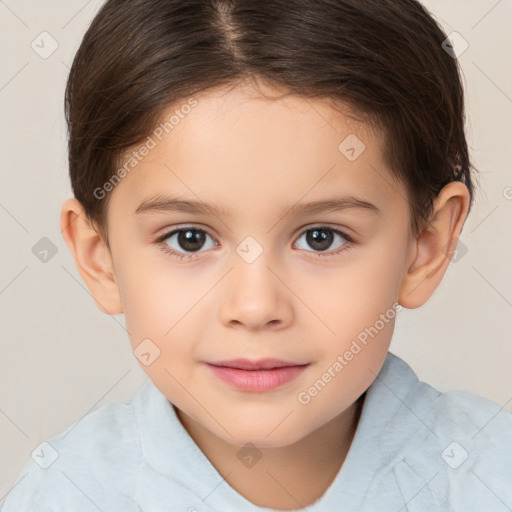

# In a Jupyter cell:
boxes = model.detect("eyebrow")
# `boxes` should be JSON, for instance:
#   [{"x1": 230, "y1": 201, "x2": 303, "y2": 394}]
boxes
[{"x1": 134, "y1": 194, "x2": 381, "y2": 217}]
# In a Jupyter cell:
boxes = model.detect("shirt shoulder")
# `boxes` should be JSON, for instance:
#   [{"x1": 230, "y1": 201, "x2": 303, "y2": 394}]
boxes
[
  {"x1": 373, "y1": 353, "x2": 512, "y2": 511},
  {"x1": 402, "y1": 357, "x2": 512, "y2": 445},
  {"x1": 2, "y1": 387, "x2": 145, "y2": 512}
]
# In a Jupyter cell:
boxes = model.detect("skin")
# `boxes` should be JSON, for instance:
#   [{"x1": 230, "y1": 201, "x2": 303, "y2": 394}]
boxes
[{"x1": 60, "y1": 80, "x2": 469, "y2": 510}]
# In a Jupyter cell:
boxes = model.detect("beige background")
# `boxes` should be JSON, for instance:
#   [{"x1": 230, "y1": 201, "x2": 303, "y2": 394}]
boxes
[{"x1": 1, "y1": 0, "x2": 511, "y2": 499}]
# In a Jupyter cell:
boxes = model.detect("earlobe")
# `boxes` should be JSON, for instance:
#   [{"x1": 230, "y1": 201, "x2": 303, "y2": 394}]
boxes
[
  {"x1": 398, "y1": 182, "x2": 470, "y2": 309},
  {"x1": 60, "y1": 198, "x2": 123, "y2": 315}
]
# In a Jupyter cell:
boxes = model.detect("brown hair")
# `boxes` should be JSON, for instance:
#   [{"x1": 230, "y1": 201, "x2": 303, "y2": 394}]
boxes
[{"x1": 65, "y1": 0, "x2": 478, "y2": 248}]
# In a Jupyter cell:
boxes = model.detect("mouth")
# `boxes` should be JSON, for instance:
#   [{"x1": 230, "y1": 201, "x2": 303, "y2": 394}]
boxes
[
  {"x1": 205, "y1": 358, "x2": 310, "y2": 392},
  {"x1": 208, "y1": 358, "x2": 306, "y2": 370}
]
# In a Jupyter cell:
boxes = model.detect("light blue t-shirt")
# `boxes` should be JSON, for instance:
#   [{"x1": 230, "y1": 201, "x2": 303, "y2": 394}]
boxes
[{"x1": 2, "y1": 351, "x2": 512, "y2": 511}]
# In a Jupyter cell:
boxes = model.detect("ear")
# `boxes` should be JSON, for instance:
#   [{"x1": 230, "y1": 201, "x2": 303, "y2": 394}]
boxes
[
  {"x1": 398, "y1": 182, "x2": 470, "y2": 309},
  {"x1": 60, "y1": 198, "x2": 123, "y2": 315}
]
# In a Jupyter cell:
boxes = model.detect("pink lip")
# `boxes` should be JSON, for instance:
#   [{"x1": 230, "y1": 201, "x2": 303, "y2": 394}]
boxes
[{"x1": 206, "y1": 358, "x2": 309, "y2": 392}]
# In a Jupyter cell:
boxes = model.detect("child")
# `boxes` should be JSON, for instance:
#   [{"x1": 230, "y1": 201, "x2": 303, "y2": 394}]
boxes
[{"x1": 3, "y1": 0, "x2": 511, "y2": 510}]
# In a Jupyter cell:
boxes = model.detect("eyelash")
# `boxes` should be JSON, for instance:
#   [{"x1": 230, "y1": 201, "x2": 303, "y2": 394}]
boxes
[{"x1": 155, "y1": 225, "x2": 356, "y2": 262}]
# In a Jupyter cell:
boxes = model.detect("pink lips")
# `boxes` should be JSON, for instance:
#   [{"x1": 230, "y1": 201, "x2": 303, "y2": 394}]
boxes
[{"x1": 206, "y1": 358, "x2": 309, "y2": 392}]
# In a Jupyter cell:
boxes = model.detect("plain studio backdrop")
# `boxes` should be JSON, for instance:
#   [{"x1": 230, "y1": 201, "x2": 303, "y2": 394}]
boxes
[{"x1": 0, "y1": 0, "x2": 511, "y2": 499}]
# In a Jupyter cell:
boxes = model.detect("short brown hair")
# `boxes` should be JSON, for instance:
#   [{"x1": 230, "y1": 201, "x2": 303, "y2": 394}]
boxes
[{"x1": 65, "y1": 0, "x2": 478, "y2": 248}]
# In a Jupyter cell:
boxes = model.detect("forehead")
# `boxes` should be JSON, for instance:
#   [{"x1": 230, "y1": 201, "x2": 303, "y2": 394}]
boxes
[{"x1": 110, "y1": 82, "x2": 407, "y2": 220}]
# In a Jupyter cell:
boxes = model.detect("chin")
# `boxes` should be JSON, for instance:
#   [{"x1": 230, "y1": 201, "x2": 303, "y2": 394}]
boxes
[{"x1": 213, "y1": 420, "x2": 311, "y2": 449}]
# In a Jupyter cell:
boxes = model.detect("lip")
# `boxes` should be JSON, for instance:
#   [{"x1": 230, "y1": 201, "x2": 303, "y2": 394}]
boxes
[
  {"x1": 209, "y1": 358, "x2": 305, "y2": 370},
  {"x1": 206, "y1": 358, "x2": 310, "y2": 392}
]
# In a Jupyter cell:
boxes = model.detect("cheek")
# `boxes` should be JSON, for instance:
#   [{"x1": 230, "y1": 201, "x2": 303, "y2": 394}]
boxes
[
  {"x1": 348, "y1": 237, "x2": 407, "y2": 307},
  {"x1": 115, "y1": 229, "x2": 404, "y2": 353},
  {"x1": 308, "y1": 248, "x2": 403, "y2": 369},
  {"x1": 114, "y1": 257, "x2": 179, "y2": 343},
  {"x1": 115, "y1": 257, "x2": 215, "y2": 357},
  {"x1": 317, "y1": 254, "x2": 402, "y2": 333}
]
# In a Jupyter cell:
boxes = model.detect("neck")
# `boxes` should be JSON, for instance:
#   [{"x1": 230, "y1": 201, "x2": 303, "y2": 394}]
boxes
[{"x1": 175, "y1": 393, "x2": 366, "y2": 510}]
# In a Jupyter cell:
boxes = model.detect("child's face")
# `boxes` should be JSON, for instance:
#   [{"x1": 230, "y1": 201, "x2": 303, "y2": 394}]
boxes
[{"x1": 103, "y1": 82, "x2": 416, "y2": 447}]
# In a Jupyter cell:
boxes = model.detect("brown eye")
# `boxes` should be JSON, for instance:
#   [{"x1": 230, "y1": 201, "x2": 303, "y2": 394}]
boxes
[
  {"x1": 294, "y1": 226, "x2": 354, "y2": 257},
  {"x1": 157, "y1": 227, "x2": 218, "y2": 261},
  {"x1": 173, "y1": 229, "x2": 207, "y2": 252}
]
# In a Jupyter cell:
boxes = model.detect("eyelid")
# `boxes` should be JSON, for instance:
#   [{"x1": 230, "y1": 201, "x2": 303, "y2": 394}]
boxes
[
  {"x1": 293, "y1": 223, "x2": 357, "y2": 242},
  {"x1": 155, "y1": 222, "x2": 357, "y2": 245},
  {"x1": 155, "y1": 223, "x2": 217, "y2": 242},
  {"x1": 155, "y1": 223, "x2": 357, "y2": 262}
]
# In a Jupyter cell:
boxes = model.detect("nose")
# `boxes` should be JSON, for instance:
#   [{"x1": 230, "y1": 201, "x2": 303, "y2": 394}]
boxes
[{"x1": 218, "y1": 248, "x2": 294, "y2": 332}]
